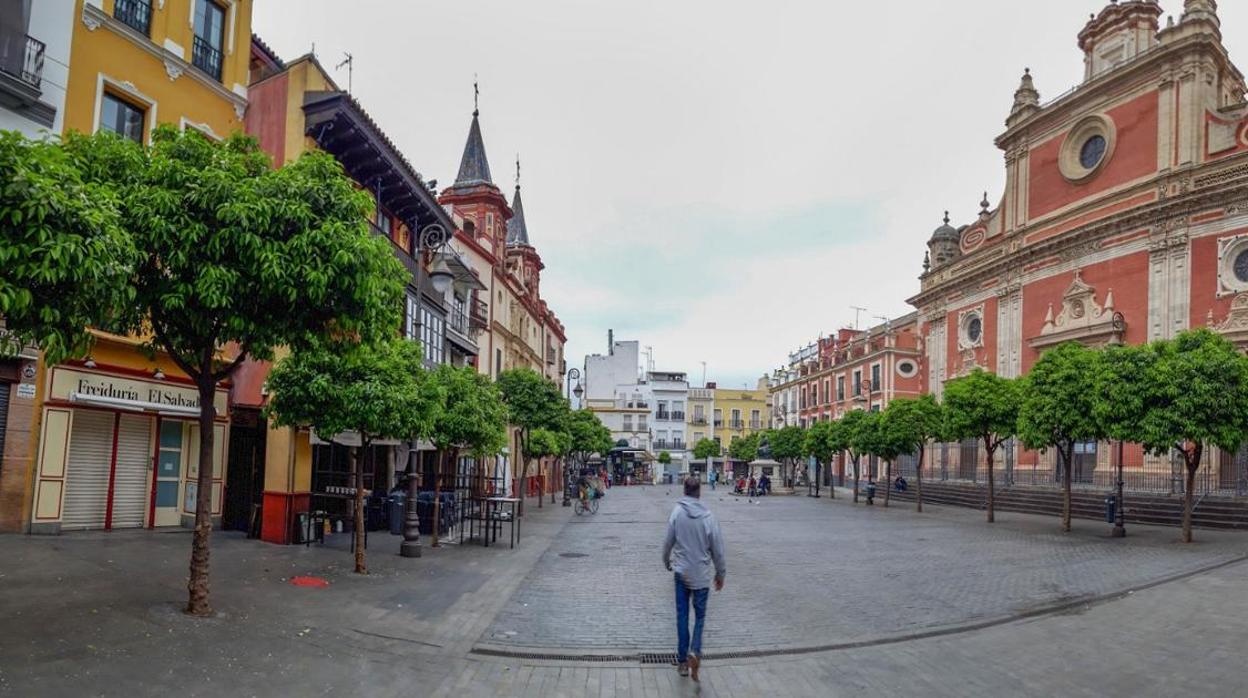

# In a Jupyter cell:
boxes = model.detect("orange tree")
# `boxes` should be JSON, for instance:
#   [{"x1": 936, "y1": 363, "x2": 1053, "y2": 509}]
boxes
[
  {"x1": 879, "y1": 395, "x2": 944, "y2": 513},
  {"x1": 943, "y1": 369, "x2": 1021, "y2": 524},
  {"x1": 61, "y1": 127, "x2": 407, "y2": 614}
]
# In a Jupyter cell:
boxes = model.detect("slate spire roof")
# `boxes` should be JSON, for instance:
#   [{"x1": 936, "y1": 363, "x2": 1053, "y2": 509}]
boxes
[
  {"x1": 454, "y1": 107, "x2": 493, "y2": 187},
  {"x1": 507, "y1": 160, "x2": 531, "y2": 247}
]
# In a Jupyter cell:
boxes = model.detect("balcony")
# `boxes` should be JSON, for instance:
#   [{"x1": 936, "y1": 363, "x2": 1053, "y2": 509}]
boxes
[
  {"x1": 655, "y1": 411, "x2": 671, "y2": 421},
  {"x1": 691, "y1": 417, "x2": 708, "y2": 426},
  {"x1": 672, "y1": 440, "x2": 686, "y2": 450},
  {"x1": 468, "y1": 297, "x2": 488, "y2": 334},
  {"x1": 729, "y1": 420, "x2": 744, "y2": 430},
  {"x1": 713, "y1": 420, "x2": 723, "y2": 428},
  {"x1": 192, "y1": 35, "x2": 223, "y2": 81},
  {"x1": 448, "y1": 307, "x2": 470, "y2": 336},
  {"x1": 546, "y1": 346, "x2": 557, "y2": 366},
  {"x1": 628, "y1": 401, "x2": 649, "y2": 409},
  {"x1": 653, "y1": 440, "x2": 670, "y2": 451},
  {"x1": 114, "y1": 0, "x2": 152, "y2": 36},
  {"x1": 671, "y1": 411, "x2": 685, "y2": 421},
  {"x1": 749, "y1": 421, "x2": 762, "y2": 430}
]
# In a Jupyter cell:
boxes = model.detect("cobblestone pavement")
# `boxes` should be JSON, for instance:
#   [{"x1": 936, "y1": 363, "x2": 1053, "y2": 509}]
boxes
[
  {"x1": 481, "y1": 485, "x2": 1248, "y2": 653},
  {"x1": 3, "y1": 489, "x2": 1248, "y2": 696}
]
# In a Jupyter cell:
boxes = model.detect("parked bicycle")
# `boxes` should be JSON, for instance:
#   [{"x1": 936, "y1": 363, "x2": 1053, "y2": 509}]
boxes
[{"x1": 574, "y1": 496, "x2": 599, "y2": 516}]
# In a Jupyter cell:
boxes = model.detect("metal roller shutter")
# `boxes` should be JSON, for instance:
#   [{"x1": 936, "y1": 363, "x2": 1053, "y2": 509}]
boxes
[
  {"x1": 110, "y1": 414, "x2": 153, "y2": 528},
  {"x1": 0, "y1": 381, "x2": 9, "y2": 474},
  {"x1": 61, "y1": 411, "x2": 115, "y2": 530}
]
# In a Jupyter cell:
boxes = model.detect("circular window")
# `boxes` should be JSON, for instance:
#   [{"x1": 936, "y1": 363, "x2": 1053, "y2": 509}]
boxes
[
  {"x1": 896, "y1": 360, "x2": 918, "y2": 378},
  {"x1": 1235, "y1": 249, "x2": 1248, "y2": 283},
  {"x1": 1079, "y1": 135, "x2": 1107, "y2": 169},
  {"x1": 1059, "y1": 115, "x2": 1116, "y2": 182},
  {"x1": 967, "y1": 317, "x2": 982, "y2": 343}
]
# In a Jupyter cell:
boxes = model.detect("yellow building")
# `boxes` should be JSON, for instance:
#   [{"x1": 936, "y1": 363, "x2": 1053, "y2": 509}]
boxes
[
  {"x1": 25, "y1": 0, "x2": 251, "y2": 534},
  {"x1": 712, "y1": 378, "x2": 769, "y2": 475}
]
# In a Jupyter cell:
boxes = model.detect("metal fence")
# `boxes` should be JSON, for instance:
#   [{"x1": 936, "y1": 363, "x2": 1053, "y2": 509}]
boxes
[{"x1": 884, "y1": 440, "x2": 1248, "y2": 498}]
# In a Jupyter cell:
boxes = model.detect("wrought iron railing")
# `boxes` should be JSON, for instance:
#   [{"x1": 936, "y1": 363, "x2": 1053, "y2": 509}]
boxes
[
  {"x1": 114, "y1": 0, "x2": 153, "y2": 36},
  {"x1": 0, "y1": 32, "x2": 44, "y2": 88},
  {"x1": 671, "y1": 411, "x2": 685, "y2": 421},
  {"x1": 192, "y1": 35, "x2": 223, "y2": 81},
  {"x1": 448, "y1": 308, "x2": 470, "y2": 335}
]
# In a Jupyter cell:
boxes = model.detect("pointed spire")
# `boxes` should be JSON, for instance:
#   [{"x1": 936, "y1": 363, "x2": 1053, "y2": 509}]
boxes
[
  {"x1": 454, "y1": 81, "x2": 493, "y2": 187},
  {"x1": 1011, "y1": 68, "x2": 1040, "y2": 120},
  {"x1": 506, "y1": 159, "x2": 531, "y2": 247}
]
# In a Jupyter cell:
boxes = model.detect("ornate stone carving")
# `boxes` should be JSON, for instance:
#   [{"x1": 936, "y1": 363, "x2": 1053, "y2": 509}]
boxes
[
  {"x1": 234, "y1": 103, "x2": 246, "y2": 120},
  {"x1": 164, "y1": 59, "x2": 183, "y2": 81},
  {"x1": 1209, "y1": 293, "x2": 1248, "y2": 347},
  {"x1": 1030, "y1": 269, "x2": 1125, "y2": 349},
  {"x1": 81, "y1": 7, "x2": 101, "y2": 31}
]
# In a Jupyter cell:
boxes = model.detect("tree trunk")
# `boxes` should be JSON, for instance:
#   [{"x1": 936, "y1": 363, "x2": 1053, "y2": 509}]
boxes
[
  {"x1": 916, "y1": 447, "x2": 925, "y2": 513},
  {"x1": 985, "y1": 441, "x2": 996, "y2": 523},
  {"x1": 1061, "y1": 443, "x2": 1073, "y2": 533},
  {"x1": 1183, "y1": 444, "x2": 1202, "y2": 544},
  {"x1": 826, "y1": 460, "x2": 833, "y2": 499},
  {"x1": 352, "y1": 443, "x2": 367, "y2": 574},
  {"x1": 431, "y1": 448, "x2": 445, "y2": 547},
  {"x1": 883, "y1": 460, "x2": 892, "y2": 507},
  {"x1": 852, "y1": 456, "x2": 860, "y2": 503},
  {"x1": 185, "y1": 369, "x2": 218, "y2": 616}
]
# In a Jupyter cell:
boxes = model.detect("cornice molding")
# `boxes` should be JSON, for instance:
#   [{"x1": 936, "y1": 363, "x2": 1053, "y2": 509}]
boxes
[{"x1": 81, "y1": 4, "x2": 246, "y2": 111}]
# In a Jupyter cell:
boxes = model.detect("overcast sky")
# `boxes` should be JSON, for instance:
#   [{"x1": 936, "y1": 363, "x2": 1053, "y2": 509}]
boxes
[{"x1": 254, "y1": 1, "x2": 1248, "y2": 390}]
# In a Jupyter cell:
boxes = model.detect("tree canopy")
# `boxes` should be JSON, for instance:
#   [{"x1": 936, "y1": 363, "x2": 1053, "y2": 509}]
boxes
[
  {"x1": 769, "y1": 425, "x2": 806, "y2": 463},
  {"x1": 0, "y1": 131, "x2": 136, "y2": 362},
  {"x1": 803, "y1": 419, "x2": 846, "y2": 466},
  {"x1": 944, "y1": 368, "x2": 1021, "y2": 522},
  {"x1": 881, "y1": 395, "x2": 944, "y2": 511},
  {"x1": 728, "y1": 432, "x2": 760, "y2": 463},
  {"x1": 566, "y1": 409, "x2": 613, "y2": 465},
  {"x1": 692, "y1": 438, "x2": 719, "y2": 460},
  {"x1": 658, "y1": 451, "x2": 672, "y2": 465},
  {"x1": 428, "y1": 364, "x2": 508, "y2": 458}
]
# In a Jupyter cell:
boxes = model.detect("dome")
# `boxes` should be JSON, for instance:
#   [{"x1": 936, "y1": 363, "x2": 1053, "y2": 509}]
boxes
[{"x1": 929, "y1": 212, "x2": 959, "y2": 244}]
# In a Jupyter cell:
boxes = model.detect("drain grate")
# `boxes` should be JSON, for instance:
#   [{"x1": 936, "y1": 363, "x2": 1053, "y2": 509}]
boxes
[
  {"x1": 472, "y1": 647, "x2": 630, "y2": 663},
  {"x1": 558, "y1": 552, "x2": 589, "y2": 558},
  {"x1": 638, "y1": 652, "x2": 679, "y2": 665}
]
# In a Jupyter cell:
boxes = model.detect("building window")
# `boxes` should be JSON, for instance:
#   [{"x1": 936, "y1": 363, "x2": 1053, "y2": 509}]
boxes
[
  {"x1": 376, "y1": 207, "x2": 392, "y2": 235},
  {"x1": 638, "y1": 416, "x2": 647, "y2": 430},
  {"x1": 404, "y1": 294, "x2": 418, "y2": 340},
  {"x1": 837, "y1": 376, "x2": 845, "y2": 401},
  {"x1": 750, "y1": 410, "x2": 760, "y2": 429},
  {"x1": 100, "y1": 93, "x2": 145, "y2": 143},
  {"x1": 623, "y1": 416, "x2": 632, "y2": 431},
  {"x1": 192, "y1": 0, "x2": 226, "y2": 81},
  {"x1": 495, "y1": 348, "x2": 502, "y2": 378},
  {"x1": 853, "y1": 371, "x2": 862, "y2": 396},
  {"x1": 419, "y1": 305, "x2": 445, "y2": 367},
  {"x1": 114, "y1": 0, "x2": 153, "y2": 36},
  {"x1": 871, "y1": 364, "x2": 881, "y2": 391}
]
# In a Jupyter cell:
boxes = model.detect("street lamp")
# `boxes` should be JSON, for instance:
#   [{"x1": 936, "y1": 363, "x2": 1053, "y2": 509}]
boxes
[
  {"x1": 855, "y1": 378, "x2": 875, "y2": 504},
  {"x1": 562, "y1": 367, "x2": 583, "y2": 507},
  {"x1": 400, "y1": 222, "x2": 454, "y2": 559}
]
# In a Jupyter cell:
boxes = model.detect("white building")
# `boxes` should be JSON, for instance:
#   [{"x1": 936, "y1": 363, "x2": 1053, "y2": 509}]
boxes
[
  {"x1": 1, "y1": 0, "x2": 72, "y2": 136},
  {"x1": 647, "y1": 370, "x2": 688, "y2": 482},
  {"x1": 583, "y1": 333, "x2": 652, "y2": 463}
]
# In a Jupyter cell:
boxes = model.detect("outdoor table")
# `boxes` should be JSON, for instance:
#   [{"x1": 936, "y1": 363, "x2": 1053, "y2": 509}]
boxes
[
  {"x1": 477, "y1": 497, "x2": 519, "y2": 548},
  {"x1": 305, "y1": 491, "x2": 368, "y2": 550}
]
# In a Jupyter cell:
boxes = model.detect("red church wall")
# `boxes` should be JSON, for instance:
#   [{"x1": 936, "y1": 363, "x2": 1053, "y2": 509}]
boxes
[
  {"x1": 1028, "y1": 91, "x2": 1159, "y2": 220},
  {"x1": 1018, "y1": 251, "x2": 1150, "y2": 373},
  {"x1": 945, "y1": 296, "x2": 998, "y2": 376},
  {"x1": 243, "y1": 72, "x2": 289, "y2": 166},
  {"x1": 1190, "y1": 228, "x2": 1248, "y2": 326}
]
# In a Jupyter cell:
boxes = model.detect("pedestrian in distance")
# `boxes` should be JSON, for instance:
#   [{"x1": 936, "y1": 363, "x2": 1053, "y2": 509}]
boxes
[
  {"x1": 709, "y1": 469, "x2": 717, "y2": 491},
  {"x1": 662, "y1": 476, "x2": 726, "y2": 682}
]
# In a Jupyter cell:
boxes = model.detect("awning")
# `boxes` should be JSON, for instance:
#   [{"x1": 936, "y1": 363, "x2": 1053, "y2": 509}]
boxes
[
  {"x1": 438, "y1": 250, "x2": 486, "y2": 292},
  {"x1": 310, "y1": 431, "x2": 403, "y2": 447},
  {"x1": 69, "y1": 392, "x2": 201, "y2": 417}
]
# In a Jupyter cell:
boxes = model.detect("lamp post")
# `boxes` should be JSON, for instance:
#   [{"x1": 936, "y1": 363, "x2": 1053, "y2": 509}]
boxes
[
  {"x1": 562, "y1": 368, "x2": 583, "y2": 506},
  {"x1": 400, "y1": 223, "x2": 452, "y2": 559}
]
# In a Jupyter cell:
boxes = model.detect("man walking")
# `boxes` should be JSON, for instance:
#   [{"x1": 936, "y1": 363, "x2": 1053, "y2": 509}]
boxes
[{"x1": 662, "y1": 476, "x2": 726, "y2": 681}]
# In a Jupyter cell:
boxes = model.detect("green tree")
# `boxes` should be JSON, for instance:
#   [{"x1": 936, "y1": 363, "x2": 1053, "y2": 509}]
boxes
[
  {"x1": 658, "y1": 451, "x2": 672, "y2": 465},
  {"x1": 944, "y1": 369, "x2": 1021, "y2": 523},
  {"x1": 692, "y1": 438, "x2": 719, "y2": 461},
  {"x1": 866, "y1": 409, "x2": 910, "y2": 508},
  {"x1": 840, "y1": 409, "x2": 874, "y2": 504},
  {"x1": 567, "y1": 409, "x2": 613, "y2": 469},
  {"x1": 427, "y1": 364, "x2": 508, "y2": 545},
  {"x1": 728, "y1": 432, "x2": 760, "y2": 463},
  {"x1": 1131, "y1": 329, "x2": 1248, "y2": 543},
  {"x1": 769, "y1": 425, "x2": 806, "y2": 488},
  {"x1": 498, "y1": 368, "x2": 567, "y2": 512},
  {"x1": 0, "y1": 131, "x2": 137, "y2": 362},
  {"x1": 1017, "y1": 342, "x2": 1105, "y2": 532},
  {"x1": 265, "y1": 338, "x2": 441, "y2": 573},
  {"x1": 881, "y1": 395, "x2": 944, "y2": 512},
  {"x1": 803, "y1": 419, "x2": 844, "y2": 499},
  {"x1": 65, "y1": 128, "x2": 407, "y2": 615}
]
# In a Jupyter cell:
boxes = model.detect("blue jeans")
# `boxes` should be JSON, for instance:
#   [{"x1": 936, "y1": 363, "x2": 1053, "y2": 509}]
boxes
[{"x1": 674, "y1": 574, "x2": 709, "y2": 663}]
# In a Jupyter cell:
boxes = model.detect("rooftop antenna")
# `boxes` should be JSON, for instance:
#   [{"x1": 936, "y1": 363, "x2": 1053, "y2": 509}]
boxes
[
  {"x1": 851, "y1": 306, "x2": 867, "y2": 330},
  {"x1": 874, "y1": 314, "x2": 890, "y2": 329},
  {"x1": 701, "y1": 361, "x2": 707, "y2": 388},
  {"x1": 335, "y1": 52, "x2": 354, "y2": 93}
]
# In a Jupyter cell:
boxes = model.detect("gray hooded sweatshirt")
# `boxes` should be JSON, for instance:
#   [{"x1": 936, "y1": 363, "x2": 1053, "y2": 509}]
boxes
[{"x1": 662, "y1": 496, "x2": 726, "y2": 590}]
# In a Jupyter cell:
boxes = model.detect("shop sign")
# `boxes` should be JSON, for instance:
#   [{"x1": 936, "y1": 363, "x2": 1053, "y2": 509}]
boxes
[
  {"x1": 16, "y1": 383, "x2": 35, "y2": 399},
  {"x1": 49, "y1": 367, "x2": 228, "y2": 414}
]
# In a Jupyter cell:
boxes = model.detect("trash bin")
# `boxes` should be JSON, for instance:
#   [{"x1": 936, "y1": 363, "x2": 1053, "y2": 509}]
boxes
[
  {"x1": 1105, "y1": 495, "x2": 1117, "y2": 524},
  {"x1": 388, "y1": 492, "x2": 406, "y2": 535}
]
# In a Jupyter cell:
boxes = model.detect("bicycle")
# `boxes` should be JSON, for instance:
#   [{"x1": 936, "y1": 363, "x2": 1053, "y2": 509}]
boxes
[{"x1": 574, "y1": 495, "x2": 600, "y2": 516}]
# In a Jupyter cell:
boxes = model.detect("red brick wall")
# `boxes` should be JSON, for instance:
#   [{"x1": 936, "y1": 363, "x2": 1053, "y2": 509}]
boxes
[
  {"x1": 244, "y1": 73, "x2": 289, "y2": 166},
  {"x1": 1019, "y1": 251, "x2": 1150, "y2": 373},
  {"x1": 945, "y1": 296, "x2": 998, "y2": 376},
  {"x1": 1029, "y1": 91, "x2": 1160, "y2": 220},
  {"x1": 1190, "y1": 229, "x2": 1248, "y2": 327}
]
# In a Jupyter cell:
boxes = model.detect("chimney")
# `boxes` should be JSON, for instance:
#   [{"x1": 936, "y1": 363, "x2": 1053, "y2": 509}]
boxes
[
  {"x1": 608, "y1": 329, "x2": 614, "y2": 355},
  {"x1": 706, "y1": 381, "x2": 717, "y2": 389}
]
